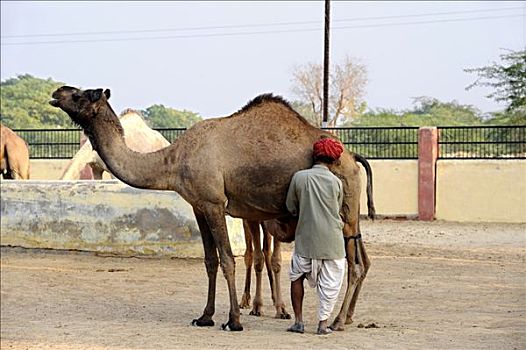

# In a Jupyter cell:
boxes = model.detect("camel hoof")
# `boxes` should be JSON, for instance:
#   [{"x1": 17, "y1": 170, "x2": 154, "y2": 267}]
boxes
[
  {"x1": 239, "y1": 294, "x2": 251, "y2": 309},
  {"x1": 221, "y1": 321, "x2": 243, "y2": 331},
  {"x1": 275, "y1": 306, "x2": 291, "y2": 319},
  {"x1": 329, "y1": 319, "x2": 345, "y2": 331},
  {"x1": 191, "y1": 318, "x2": 215, "y2": 327},
  {"x1": 249, "y1": 310, "x2": 262, "y2": 317},
  {"x1": 279, "y1": 312, "x2": 292, "y2": 320}
]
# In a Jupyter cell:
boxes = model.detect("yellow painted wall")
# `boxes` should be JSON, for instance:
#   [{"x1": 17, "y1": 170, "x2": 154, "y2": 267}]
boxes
[
  {"x1": 29, "y1": 159, "x2": 70, "y2": 180},
  {"x1": 359, "y1": 160, "x2": 419, "y2": 218},
  {"x1": 31, "y1": 159, "x2": 420, "y2": 218},
  {"x1": 436, "y1": 160, "x2": 526, "y2": 223}
]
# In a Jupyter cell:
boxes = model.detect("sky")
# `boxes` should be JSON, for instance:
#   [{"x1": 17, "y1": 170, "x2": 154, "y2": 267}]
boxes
[{"x1": 1, "y1": 1, "x2": 524, "y2": 119}]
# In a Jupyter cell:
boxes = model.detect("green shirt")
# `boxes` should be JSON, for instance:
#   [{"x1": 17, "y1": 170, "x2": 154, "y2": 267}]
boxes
[{"x1": 286, "y1": 164, "x2": 345, "y2": 259}]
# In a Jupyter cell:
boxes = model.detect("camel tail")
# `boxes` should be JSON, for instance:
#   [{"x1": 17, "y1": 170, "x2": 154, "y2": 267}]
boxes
[{"x1": 354, "y1": 153, "x2": 376, "y2": 220}]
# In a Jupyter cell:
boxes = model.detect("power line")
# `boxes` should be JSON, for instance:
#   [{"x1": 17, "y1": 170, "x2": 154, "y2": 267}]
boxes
[
  {"x1": 1, "y1": 14, "x2": 521, "y2": 47},
  {"x1": 1, "y1": 6, "x2": 522, "y2": 39}
]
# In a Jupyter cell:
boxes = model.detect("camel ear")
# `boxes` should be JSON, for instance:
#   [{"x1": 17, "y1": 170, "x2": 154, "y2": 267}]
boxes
[
  {"x1": 104, "y1": 89, "x2": 111, "y2": 100},
  {"x1": 87, "y1": 89, "x2": 104, "y2": 103}
]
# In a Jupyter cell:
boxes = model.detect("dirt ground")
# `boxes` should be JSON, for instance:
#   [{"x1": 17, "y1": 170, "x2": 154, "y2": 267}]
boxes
[{"x1": 1, "y1": 220, "x2": 525, "y2": 350}]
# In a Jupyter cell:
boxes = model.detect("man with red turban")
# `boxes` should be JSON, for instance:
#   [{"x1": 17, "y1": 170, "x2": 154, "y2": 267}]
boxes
[{"x1": 285, "y1": 137, "x2": 346, "y2": 335}]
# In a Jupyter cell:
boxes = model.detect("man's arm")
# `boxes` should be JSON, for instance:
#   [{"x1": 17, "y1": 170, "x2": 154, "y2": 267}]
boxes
[{"x1": 286, "y1": 174, "x2": 299, "y2": 217}]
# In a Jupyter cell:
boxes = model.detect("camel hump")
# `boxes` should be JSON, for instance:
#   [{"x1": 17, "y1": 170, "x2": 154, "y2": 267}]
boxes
[{"x1": 234, "y1": 93, "x2": 312, "y2": 127}]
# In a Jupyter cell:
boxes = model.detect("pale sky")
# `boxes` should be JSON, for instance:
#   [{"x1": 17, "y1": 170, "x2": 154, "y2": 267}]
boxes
[{"x1": 1, "y1": 1, "x2": 524, "y2": 118}]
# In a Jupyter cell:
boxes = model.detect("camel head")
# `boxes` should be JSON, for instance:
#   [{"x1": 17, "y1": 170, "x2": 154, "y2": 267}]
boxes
[{"x1": 50, "y1": 86, "x2": 112, "y2": 131}]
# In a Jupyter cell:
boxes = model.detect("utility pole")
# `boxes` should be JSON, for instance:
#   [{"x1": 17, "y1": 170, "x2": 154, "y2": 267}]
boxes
[{"x1": 322, "y1": 0, "x2": 330, "y2": 128}]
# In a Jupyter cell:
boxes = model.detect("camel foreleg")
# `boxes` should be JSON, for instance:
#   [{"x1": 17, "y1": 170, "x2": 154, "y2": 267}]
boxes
[
  {"x1": 192, "y1": 209, "x2": 219, "y2": 328},
  {"x1": 203, "y1": 204, "x2": 243, "y2": 331}
]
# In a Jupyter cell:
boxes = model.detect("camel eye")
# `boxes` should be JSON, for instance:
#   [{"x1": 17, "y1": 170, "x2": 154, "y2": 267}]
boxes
[{"x1": 72, "y1": 94, "x2": 81, "y2": 102}]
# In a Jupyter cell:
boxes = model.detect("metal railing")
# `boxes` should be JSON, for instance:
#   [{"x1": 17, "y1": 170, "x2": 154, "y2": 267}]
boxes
[
  {"x1": 325, "y1": 127, "x2": 419, "y2": 159},
  {"x1": 438, "y1": 126, "x2": 526, "y2": 159},
  {"x1": 15, "y1": 128, "x2": 81, "y2": 159},
  {"x1": 12, "y1": 125, "x2": 526, "y2": 160},
  {"x1": 155, "y1": 128, "x2": 186, "y2": 144}
]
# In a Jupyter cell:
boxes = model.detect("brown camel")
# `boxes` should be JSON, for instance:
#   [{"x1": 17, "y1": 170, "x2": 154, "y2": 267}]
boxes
[
  {"x1": 61, "y1": 109, "x2": 170, "y2": 180},
  {"x1": 50, "y1": 86, "x2": 371, "y2": 331},
  {"x1": 0, "y1": 124, "x2": 30, "y2": 180},
  {"x1": 240, "y1": 154, "x2": 374, "y2": 323}
]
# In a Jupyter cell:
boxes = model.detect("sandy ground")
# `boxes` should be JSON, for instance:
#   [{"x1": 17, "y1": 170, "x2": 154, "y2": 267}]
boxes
[{"x1": 1, "y1": 220, "x2": 525, "y2": 350}]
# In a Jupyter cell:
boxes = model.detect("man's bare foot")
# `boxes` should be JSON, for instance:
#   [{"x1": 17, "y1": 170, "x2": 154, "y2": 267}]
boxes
[
  {"x1": 317, "y1": 326, "x2": 333, "y2": 335},
  {"x1": 317, "y1": 320, "x2": 333, "y2": 335}
]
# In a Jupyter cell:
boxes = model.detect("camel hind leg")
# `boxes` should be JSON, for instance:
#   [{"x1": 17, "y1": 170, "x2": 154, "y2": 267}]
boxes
[
  {"x1": 6, "y1": 142, "x2": 29, "y2": 179},
  {"x1": 345, "y1": 238, "x2": 370, "y2": 324},
  {"x1": 330, "y1": 228, "x2": 369, "y2": 331}
]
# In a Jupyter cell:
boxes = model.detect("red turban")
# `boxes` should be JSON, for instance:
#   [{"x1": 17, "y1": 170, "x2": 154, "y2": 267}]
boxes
[{"x1": 313, "y1": 138, "x2": 344, "y2": 160}]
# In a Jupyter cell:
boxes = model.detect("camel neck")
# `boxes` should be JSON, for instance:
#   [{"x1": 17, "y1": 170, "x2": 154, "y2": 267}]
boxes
[{"x1": 88, "y1": 114, "x2": 177, "y2": 191}]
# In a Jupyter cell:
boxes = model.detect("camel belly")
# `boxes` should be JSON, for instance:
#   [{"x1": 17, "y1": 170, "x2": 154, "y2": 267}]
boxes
[
  {"x1": 222, "y1": 155, "x2": 310, "y2": 219},
  {"x1": 224, "y1": 196, "x2": 287, "y2": 220}
]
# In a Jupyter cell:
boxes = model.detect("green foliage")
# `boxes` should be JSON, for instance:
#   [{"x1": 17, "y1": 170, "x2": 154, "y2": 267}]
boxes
[
  {"x1": 349, "y1": 97, "x2": 484, "y2": 127},
  {"x1": 141, "y1": 104, "x2": 202, "y2": 128},
  {"x1": 484, "y1": 109, "x2": 526, "y2": 125},
  {"x1": 0, "y1": 74, "x2": 204, "y2": 130},
  {"x1": 0, "y1": 74, "x2": 72, "y2": 128},
  {"x1": 465, "y1": 49, "x2": 526, "y2": 113}
]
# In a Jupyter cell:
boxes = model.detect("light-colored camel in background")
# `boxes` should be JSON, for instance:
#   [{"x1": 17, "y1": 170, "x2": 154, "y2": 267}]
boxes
[
  {"x1": 1, "y1": 123, "x2": 30, "y2": 180},
  {"x1": 61, "y1": 109, "x2": 170, "y2": 180},
  {"x1": 50, "y1": 86, "x2": 371, "y2": 331}
]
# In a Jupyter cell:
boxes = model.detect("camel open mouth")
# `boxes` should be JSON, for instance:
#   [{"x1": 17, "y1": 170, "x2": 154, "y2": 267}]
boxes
[{"x1": 49, "y1": 99, "x2": 59, "y2": 107}]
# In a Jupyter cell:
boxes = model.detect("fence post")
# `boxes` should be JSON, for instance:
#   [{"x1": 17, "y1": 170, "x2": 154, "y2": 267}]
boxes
[
  {"x1": 79, "y1": 133, "x2": 94, "y2": 180},
  {"x1": 418, "y1": 127, "x2": 438, "y2": 220}
]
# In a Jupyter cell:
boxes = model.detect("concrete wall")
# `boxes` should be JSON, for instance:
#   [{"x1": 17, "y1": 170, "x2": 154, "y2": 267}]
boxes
[
  {"x1": 1, "y1": 180, "x2": 245, "y2": 257},
  {"x1": 436, "y1": 160, "x2": 526, "y2": 223}
]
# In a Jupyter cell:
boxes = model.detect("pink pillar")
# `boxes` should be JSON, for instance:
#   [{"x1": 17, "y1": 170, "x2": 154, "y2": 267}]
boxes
[
  {"x1": 79, "y1": 133, "x2": 94, "y2": 180},
  {"x1": 418, "y1": 127, "x2": 438, "y2": 221}
]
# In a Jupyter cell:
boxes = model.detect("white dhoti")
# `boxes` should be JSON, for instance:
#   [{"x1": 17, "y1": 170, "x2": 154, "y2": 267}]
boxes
[{"x1": 289, "y1": 253, "x2": 346, "y2": 321}]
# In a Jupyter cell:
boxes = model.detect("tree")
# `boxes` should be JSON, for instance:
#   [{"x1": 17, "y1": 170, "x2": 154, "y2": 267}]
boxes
[
  {"x1": 1, "y1": 74, "x2": 71, "y2": 128},
  {"x1": 465, "y1": 49, "x2": 526, "y2": 113},
  {"x1": 289, "y1": 101, "x2": 319, "y2": 127},
  {"x1": 350, "y1": 97, "x2": 483, "y2": 127},
  {"x1": 141, "y1": 104, "x2": 202, "y2": 128},
  {"x1": 290, "y1": 55, "x2": 367, "y2": 127}
]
